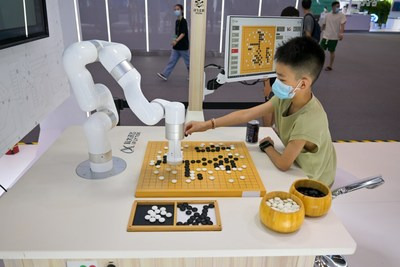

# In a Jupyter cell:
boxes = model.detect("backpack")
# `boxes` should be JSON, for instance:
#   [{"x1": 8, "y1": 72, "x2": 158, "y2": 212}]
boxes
[{"x1": 304, "y1": 13, "x2": 321, "y2": 42}]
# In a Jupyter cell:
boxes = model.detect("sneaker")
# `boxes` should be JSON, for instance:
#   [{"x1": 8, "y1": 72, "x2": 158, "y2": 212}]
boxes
[{"x1": 157, "y1": 73, "x2": 167, "y2": 81}]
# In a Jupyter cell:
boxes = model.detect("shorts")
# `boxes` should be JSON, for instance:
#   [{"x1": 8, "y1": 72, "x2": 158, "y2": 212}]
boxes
[{"x1": 320, "y1": 39, "x2": 338, "y2": 52}]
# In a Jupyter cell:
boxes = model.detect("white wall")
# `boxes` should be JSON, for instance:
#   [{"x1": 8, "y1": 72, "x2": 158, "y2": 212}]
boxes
[{"x1": 0, "y1": 0, "x2": 70, "y2": 157}]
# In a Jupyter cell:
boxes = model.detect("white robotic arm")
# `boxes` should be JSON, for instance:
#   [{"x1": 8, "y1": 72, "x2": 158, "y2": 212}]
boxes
[{"x1": 63, "y1": 40, "x2": 184, "y2": 176}]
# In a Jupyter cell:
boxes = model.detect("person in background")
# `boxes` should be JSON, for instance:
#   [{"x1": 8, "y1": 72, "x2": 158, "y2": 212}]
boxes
[
  {"x1": 320, "y1": 1, "x2": 346, "y2": 71},
  {"x1": 157, "y1": 4, "x2": 189, "y2": 81},
  {"x1": 263, "y1": 6, "x2": 299, "y2": 127},
  {"x1": 186, "y1": 37, "x2": 337, "y2": 187},
  {"x1": 302, "y1": 0, "x2": 316, "y2": 38}
]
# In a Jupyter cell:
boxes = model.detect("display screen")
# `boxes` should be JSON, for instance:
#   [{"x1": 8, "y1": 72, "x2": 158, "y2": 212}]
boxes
[
  {"x1": 224, "y1": 16, "x2": 303, "y2": 82},
  {"x1": 0, "y1": 0, "x2": 48, "y2": 50}
]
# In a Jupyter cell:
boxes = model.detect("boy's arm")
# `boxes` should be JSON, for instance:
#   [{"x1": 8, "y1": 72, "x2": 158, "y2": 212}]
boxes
[
  {"x1": 185, "y1": 101, "x2": 275, "y2": 135},
  {"x1": 262, "y1": 138, "x2": 306, "y2": 171}
]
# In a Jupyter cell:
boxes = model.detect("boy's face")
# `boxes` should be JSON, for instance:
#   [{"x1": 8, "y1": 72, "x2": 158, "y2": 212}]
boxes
[{"x1": 275, "y1": 62, "x2": 312, "y2": 94}]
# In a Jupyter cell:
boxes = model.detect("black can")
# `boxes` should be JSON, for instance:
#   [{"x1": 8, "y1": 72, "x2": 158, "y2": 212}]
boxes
[{"x1": 246, "y1": 120, "x2": 259, "y2": 143}]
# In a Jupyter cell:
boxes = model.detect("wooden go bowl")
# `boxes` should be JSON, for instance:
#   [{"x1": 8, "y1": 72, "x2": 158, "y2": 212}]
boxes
[
  {"x1": 290, "y1": 179, "x2": 332, "y2": 217},
  {"x1": 259, "y1": 191, "x2": 305, "y2": 234}
]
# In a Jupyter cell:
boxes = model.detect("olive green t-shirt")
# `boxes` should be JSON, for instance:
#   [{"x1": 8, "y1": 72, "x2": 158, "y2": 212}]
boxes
[{"x1": 270, "y1": 95, "x2": 336, "y2": 186}]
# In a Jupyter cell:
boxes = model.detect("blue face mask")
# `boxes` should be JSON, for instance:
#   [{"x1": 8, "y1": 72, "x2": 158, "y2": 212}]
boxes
[
  {"x1": 272, "y1": 79, "x2": 302, "y2": 99},
  {"x1": 174, "y1": 10, "x2": 181, "y2": 16},
  {"x1": 333, "y1": 7, "x2": 340, "y2": 13}
]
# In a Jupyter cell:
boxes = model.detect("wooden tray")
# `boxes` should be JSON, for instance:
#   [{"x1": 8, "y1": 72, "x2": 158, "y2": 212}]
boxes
[{"x1": 127, "y1": 200, "x2": 222, "y2": 232}]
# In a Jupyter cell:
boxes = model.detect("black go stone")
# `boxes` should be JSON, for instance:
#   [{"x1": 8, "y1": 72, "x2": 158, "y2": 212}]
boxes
[
  {"x1": 177, "y1": 221, "x2": 183, "y2": 225},
  {"x1": 198, "y1": 176, "x2": 203, "y2": 180},
  {"x1": 196, "y1": 160, "x2": 201, "y2": 163},
  {"x1": 208, "y1": 203, "x2": 215, "y2": 208},
  {"x1": 191, "y1": 160, "x2": 196, "y2": 164},
  {"x1": 208, "y1": 160, "x2": 212, "y2": 164},
  {"x1": 202, "y1": 162, "x2": 207, "y2": 166},
  {"x1": 218, "y1": 155, "x2": 223, "y2": 159},
  {"x1": 234, "y1": 158, "x2": 239, "y2": 161},
  {"x1": 192, "y1": 207, "x2": 198, "y2": 212},
  {"x1": 213, "y1": 158, "x2": 218, "y2": 161},
  {"x1": 221, "y1": 147, "x2": 226, "y2": 150},
  {"x1": 186, "y1": 210, "x2": 192, "y2": 215},
  {"x1": 202, "y1": 158, "x2": 207, "y2": 161}
]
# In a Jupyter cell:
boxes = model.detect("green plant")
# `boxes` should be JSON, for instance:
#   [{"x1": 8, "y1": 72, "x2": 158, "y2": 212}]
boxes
[{"x1": 363, "y1": 0, "x2": 392, "y2": 26}]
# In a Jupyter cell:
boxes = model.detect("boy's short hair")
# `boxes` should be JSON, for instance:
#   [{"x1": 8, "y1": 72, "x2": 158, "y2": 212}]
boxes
[
  {"x1": 281, "y1": 6, "x2": 299, "y2": 17},
  {"x1": 302, "y1": 0, "x2": 312, "y2": 9},
  {"x1": 331, "y1": 1, "x2": 340, "y2": 7},
  {"x1": 275, "y1": 37, "x2": 325, "y2": 84}
]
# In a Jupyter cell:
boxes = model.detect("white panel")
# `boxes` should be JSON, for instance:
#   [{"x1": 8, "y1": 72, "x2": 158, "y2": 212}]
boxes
[{"x1": 0, "y1": 0, "x2": 70, "y2": 156}]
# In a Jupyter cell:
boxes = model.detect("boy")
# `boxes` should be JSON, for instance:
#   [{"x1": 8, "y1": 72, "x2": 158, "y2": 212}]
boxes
[
  {"x1": 185, "y1": 37, "x2": 336, "y2": 186},
  {"x1": 320, "y1": 1, "x2": 346, "y2": 71}
]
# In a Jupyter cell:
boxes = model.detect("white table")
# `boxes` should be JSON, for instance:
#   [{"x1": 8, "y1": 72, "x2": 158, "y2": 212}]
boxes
[{"x1": 0, "y1": 126, "x2": 356, "y2": 267}]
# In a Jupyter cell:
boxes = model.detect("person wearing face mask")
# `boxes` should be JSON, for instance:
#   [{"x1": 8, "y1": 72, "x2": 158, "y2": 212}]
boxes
[
  {"x1": 157, "y1": 4, "x2": 190, "y2": 81},
  {"x1": 185, "y1": 37, "x2": 336, "y2": 187},
  {"x1": 320, "y1": 1, "x2": 346, "y2": 71}
]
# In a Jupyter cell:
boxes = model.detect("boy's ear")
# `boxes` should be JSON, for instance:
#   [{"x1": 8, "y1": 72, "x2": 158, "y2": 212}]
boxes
[{"x1": 301, "y1": 76, "x2": 313, "y2": 89}]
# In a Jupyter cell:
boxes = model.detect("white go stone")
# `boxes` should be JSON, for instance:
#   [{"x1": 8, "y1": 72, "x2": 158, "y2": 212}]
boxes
[
  {"x1": 235, "y1": 153, "x2": 240, "y2": 156},
  {"x1": 190, "y1": 170, "x2": 195, "y2": 174},
  {"x1": 240, "y1": 176, "x2": 246, "y2": 180},
  {"x1": 166, "y1": 212, "x2": 172, "y2": 218},
  {"x1": 185, "y1": 179, "x2": 191, "y2": 183},
  {"x1": 155, "y1": 165, "x2": 161, "y2": 169},
  {"x1": 155, "y1": 214, "x2": 161, "y2": 219},
  {"x1": 208, "y1": 170, "x2": 213, "y2": 174},
  {"x1": 202, "y1": 168, "x2": 207, "y2": 171},
  {"x1": 149, "y1": 162, "x2": 155, "y2": 166},
  {"x1": 157, "y1": 150, "x2": 162, "y2": 154},
  {"x1": 184, "y1": 144, "x2": 189, "y2": 148},
  {"x1": 144, "y1": 215, "x2": 151, "y2": 220},
  {"x1": 242, "y1": 165, "x2": 247, "y2": 169},
  {"x1": 219, "y1": 165, "x2": 224, "y2": 168},
  {"x1": 171, "y1": 170, "x2": 178, "y2": 175},
  {"x1": 196, "y1": 168, "x2": 201, "y2": 171},
  {"x1": 240, "y1": 155, "x2": 245, "y2": 159},
  {"x1": 164, "y1": 146, "x2": 168, "y2": 150},
  {"x1": 190, "y1": 176, "x2": 195, "y2": 180},
  {"x1": 171, "y1": 179, "x2": 177, "y2": 184},
  {"x1": 215, "y1": 167, "x2": 220, "y2": 171},
  {"x1": 154, "y1": 170, "x2": 160, "y2": 174},
  {"x1": 209, "y1": 176, "x2": 215, "y2": 180},
  {"x1": 158, "y1": 176, "x2": 165, "y2": 181},
  {"x1": 232, "y1": 168, "x2": 237, "y2": 171},
  {"x1": 149, "y1": 217, "x2": 156, "y2": 223},
  {"x1": 238, "y1": 168, "x2": 243, "y2": 171},
  {"x1": 228, "y1": 178, "x2": 235, "y2": 183},
  {"x1": 152, "y1": 206, "x2": 158, "y2": 210},
  {"x1": 165, "y1": 167, "x2": 171, "y2": 172},
  {"x1": 267, "y1": 197, "x2": 300, "y2": 213},
  {"x1": 160, "y1": 211, "x2": 167, "y2": 216},
  {"x1": 160, "y1": 207, "x2": 166, "y2": 211},
  {"x1": 148, "y1": 210, "x2": 155, "y2": 215},
  {"x1": 159, "y1": 217, "x2": 166, "y2": 223},
  {"x1": 226, "y1": 171, "x2": 232, "y2": 174}
]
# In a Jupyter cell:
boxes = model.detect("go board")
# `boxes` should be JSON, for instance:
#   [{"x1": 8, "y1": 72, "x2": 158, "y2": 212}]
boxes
[{"x1": 135, "y1": 141, "x2": 266, "y2": 197}]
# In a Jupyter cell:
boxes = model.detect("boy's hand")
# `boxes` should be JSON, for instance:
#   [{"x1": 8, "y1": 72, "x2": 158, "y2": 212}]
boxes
[
  {"x1": 184, "y1": 121, "x2": 211, "y2": 136},
  {"x1": 259, "y1": 136, "x2": 274, "y2": 147}
]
